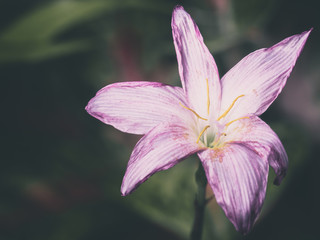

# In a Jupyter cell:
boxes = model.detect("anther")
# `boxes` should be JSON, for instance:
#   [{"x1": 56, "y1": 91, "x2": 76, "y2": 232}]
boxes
[{"x1": 211, "y1": 132, "x2": 227, "y2": 147}]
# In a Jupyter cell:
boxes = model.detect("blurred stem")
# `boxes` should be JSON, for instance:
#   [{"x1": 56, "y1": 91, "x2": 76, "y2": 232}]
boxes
[{"x1": 190, "y1": 162, "x2": 208, "y2": 240}]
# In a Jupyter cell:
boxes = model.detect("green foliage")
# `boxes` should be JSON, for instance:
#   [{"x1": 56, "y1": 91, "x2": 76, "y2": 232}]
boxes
[
  {"x1": 0, "y1": 0, "x2": 171, "y2": 62},
  {"x1": 0, "y1": 1, "x2": 103, "y2": 62}
]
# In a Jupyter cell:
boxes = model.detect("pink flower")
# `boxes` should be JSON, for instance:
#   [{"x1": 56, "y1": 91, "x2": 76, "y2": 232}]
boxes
[{"x1": 86, "y1": 6, "x2": 311, "y2": 234}]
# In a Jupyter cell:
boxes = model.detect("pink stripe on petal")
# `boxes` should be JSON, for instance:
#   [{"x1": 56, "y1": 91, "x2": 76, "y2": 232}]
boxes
[
  {"x1": 121, "y1": 122, "x2": 200, "y2": 196},
  {"x1": 172, "y1": 6, "x2": 221, "y2": 119},
  {"x1": 86, "y1": 81, "x2": 191, "y2": 135},
  {"x1": 198, "y1": 143, "x2": 269, "y2": 234},
  {"x1": 224, "y1": 116, "x2": 288, "y2": 185},
  {"x1": 220, "y1": 29, "x2": 311, "y2": 122}
]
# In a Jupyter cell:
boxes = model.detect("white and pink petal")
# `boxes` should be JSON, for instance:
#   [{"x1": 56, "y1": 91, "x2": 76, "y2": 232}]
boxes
[
  {"x1": 224, "y1": 116, "x2": 288, "y2": 185},
  {"x1": 219, "y1": 30, "x2": 311, "y2": 122},
  {"x1": 198, "y1": 143, "x2": 269, "y2": 234},
  {"x1": 121, "y1": 122, "x2": 200, "y2": 196},
  {"x1": 86, "y1": 81, "x2": 191, "y2": 135},
  {"x1": 172, "y1": 6, "x2": 221, "y2": 119}
]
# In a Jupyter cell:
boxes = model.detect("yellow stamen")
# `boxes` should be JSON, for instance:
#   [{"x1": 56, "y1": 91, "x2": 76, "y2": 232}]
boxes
[
  {"x1": 196, "y1": 125, "x2": 210, "y2": 143},
  {"x1": 179, "y1": 102, "x2": 208, "y2": 121},
  {"x1": 206, "y1": 78, "x2": 210, "y2": 115},
  {"x1": 225, "y1": 117, "x2": 249, "y2": 127},
  {"x1": 211, "y1": 133, "x2": 226, "y2": 146},
  {"x1": 217, "y1": 95, "x2": 245, "y2": 121}
]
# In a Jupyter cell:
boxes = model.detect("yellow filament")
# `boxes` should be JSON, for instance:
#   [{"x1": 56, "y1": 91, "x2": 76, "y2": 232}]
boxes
[
  {"x1": 179, "y1": 102, "x2": 208, "y2": 121},
  {"x1": 196, "y1": 125, "x2": 210, "y2": 143},
  {"x1": 225, "y1": 117, "x2": 249, "y2": 127},
  {"x1": 206, "y1": 78, "x2": 210, "y2": 115},
  {"x1": 217, "y1": 95, "x2": 245, "y2": 121},
  {"x1": 210, "y1": 132, "x2": 227, "y2": 148}
]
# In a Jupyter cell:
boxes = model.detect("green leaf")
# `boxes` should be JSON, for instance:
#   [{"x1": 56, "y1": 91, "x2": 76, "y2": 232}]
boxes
[{"x1": 0, "y1": 0, "x2": 170, "y2": 62}]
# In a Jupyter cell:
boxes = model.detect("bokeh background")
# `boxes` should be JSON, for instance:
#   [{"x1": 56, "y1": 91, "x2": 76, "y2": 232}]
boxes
[{"x1": 1, "y1": 0, "x2": 320, "y2": 239}]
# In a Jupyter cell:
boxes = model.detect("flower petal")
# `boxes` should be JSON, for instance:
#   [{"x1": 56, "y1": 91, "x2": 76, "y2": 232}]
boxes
[
  {"x1": 224, "y1": 116, "x2": 288, "y2": 185},
  {"x1": 219, "y1": 29, "x2": 311, "y2": 121},
  {"x1": 86, "y1": 81, "x2": 191, "y2": 135},
  {"x1": 172, "y1": 6, "x2": 221, "y2": 119},
  {"x1": 121, "y1": 122, "x2": 200, "y2": 196},
  {"x1": 198, "y1": 143, "x2": 269, "y2": 234}
]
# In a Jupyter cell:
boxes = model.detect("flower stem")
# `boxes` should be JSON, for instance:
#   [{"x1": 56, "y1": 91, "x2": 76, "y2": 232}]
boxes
[{"x1": 190, "y1": 162, "x2": 207, "y2": 240}]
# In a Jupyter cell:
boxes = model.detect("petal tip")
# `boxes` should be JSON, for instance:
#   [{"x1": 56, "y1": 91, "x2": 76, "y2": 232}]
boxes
[
  {"x1": 173, "y1": 5, "x2": 184, "y2": 12},
  {"x1": 120, "y1": 182, "x2": 131, "y2": 196},
  {"x1": 295, "y1": 28, "x2": 312, "y2": 50},
  {"x1": 120, "y1": 189, "x2": 129, "y2": 196},
  {"x1": 273, "y1": 170, "x2": 287, "y2": 186},
  {"x1": 85, "y1": 103, "x2": 91, "y2": 113},
  {"x1": 84, "y1": 99, "x2": 100, "y2": 119},
  {"x1": 121, "y1": 177, "x2": 142, "y2": 196},
  {"x1": 85, "y1": 100, "x2": 95, "y2": 116},
  {"x1": 301, "y1": 28, "x2": 313, "y2": 41},
  {"x1": 306, "y1": 27, "x2": 313, "y2": 34},
  {"x1": 171, "y1": 5, "x2": 189, "y2": 27}
]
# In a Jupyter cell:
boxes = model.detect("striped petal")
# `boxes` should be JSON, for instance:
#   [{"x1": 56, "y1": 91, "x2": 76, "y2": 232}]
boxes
[
  {"x1": 172, "y1": 6, "x2": 221, "y2": 119},
  {"x1": 223, "y1": 116, "x2": 288, "y2": 185},
  {"x1": 86, "y1": 81, "x2": 191, "y2": 135},
  {"x1": 219, "y1": 30, "x2": 311, "y2": 122},
  {"x1": 121, "y1": 122, "x2": 200, "y2": 196},
  {"x1": 198, "y1": 143, "x2": 269, "y2": 234}
]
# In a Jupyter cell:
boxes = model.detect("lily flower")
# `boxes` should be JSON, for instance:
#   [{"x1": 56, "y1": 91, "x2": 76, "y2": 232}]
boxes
[{"x1": 86, "y1": 6, "x2": 311, "y2": 234}]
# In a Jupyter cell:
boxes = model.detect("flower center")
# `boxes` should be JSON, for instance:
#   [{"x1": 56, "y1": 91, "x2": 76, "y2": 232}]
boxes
[{"x1": 180, "y1": 78, "x2": 248, "y2": 148}]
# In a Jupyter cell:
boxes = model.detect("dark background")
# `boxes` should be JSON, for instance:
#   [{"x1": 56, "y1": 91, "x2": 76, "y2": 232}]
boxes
[{"x1": 1, "y1": 0, "x2": 319, "y2": 239}]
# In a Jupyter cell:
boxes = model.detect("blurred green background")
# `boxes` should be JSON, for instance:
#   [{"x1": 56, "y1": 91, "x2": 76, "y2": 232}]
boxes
[{"x1": 1, "y1": 0, "x2": 319, "y2": 239}]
